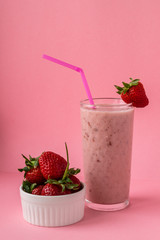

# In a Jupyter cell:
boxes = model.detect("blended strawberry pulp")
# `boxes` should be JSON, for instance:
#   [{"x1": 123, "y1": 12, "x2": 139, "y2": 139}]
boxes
[{"x1": 80, "y1": 99, "x2": 134, "y2": 206}]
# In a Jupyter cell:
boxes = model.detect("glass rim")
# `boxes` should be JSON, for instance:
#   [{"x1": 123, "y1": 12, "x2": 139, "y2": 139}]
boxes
[{"x1": 80, "y1": 98, "x2": 133, "y2": 108}]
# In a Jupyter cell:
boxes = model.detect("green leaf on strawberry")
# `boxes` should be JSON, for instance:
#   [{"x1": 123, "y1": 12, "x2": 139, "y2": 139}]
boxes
[
  {"x1": 18, "y1": 166, "x2": 30, "y2": 173},
  {"x1": 115, "y1": 78, "x2": 140, "y2": 95},
  {"x1": 122, "y1": 82, "x2": 130, "y2": 88},
  {"x1": 31, "y1": 183, "x2": 37, "y2": 192},
  {"x1": 67, "y1": 168, "x2": 80, "y2": 176},
  {"x1": 60, "y1": 184, "x2": 66, "y2": 192},
  {"x1": 65, "y1": 183, "x2": 79, "y2": 190},
  {"x1": 22, "y1": 180, "x2": 37, "y2": 193}
]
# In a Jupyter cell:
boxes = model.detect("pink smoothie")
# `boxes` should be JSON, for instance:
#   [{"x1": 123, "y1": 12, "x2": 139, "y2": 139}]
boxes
[{"x1": 80, "y1": 99, "x2": 134, "y2": 206}]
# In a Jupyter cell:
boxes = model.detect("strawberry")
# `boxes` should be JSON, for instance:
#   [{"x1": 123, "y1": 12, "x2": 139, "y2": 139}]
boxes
[
  {"x1": 69, "y1": 175, "x2": 81, "y2": 191},
  {"x1": 61, "y1": 188, "x2": 72, "y2": 195},
  {"x1": 25, "y1": 167, "x2": 45, "y2": 184},
  {"x1": 32, "y1": 185, "x2": 44, "y2": 195},
  {"x1": 41, "y1": 183, "x2": 72, "y2": 196},
  {"x1": 18, "y1": 154, "x2": 45, "y2": 184},
  {"x1": 44, "y1": 143, "x2": 81, "y2": 194},
  {"x1": 41, "y1": 183, "x2": 64, "y2": 196},
  {"x1": 115, "y1": 78, "x2": 149, "y2": 108},
  {"x1": 39, "y1": 151, "x2": 67, "y2": 180}
]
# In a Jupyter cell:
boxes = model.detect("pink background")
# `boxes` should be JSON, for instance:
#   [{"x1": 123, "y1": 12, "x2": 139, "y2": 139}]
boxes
[
  {"x1": 0, "y1": 1, "x2": 160, "y2": 238},
  {"x1": 1, "y1": 0, "x2": 160, "y2": 179}
]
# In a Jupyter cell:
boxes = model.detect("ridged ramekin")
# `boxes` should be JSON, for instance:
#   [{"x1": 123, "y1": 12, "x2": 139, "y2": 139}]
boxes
[{"x1": 20, "y1": 183, "x2": 85, "y2": 227}]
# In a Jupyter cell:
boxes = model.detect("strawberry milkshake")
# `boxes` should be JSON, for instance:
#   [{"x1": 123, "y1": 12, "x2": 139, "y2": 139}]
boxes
[{"x1": 80, "y1": 98, "x2": 134, "y2": 211}]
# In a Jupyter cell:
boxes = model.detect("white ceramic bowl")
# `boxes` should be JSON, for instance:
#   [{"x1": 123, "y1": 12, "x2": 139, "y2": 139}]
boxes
[{"x1": 20, "y1": 183, "x2": 85, "y2": 227}]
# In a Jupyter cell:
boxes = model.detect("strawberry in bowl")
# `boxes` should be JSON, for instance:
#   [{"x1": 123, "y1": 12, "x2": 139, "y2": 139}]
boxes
[
  {"x1": 18, "y1": 154, "x2": 45, "y2": 184},
  {"x1": 19, "y1": 143, "x2": 85, "y2": 227},
  {"x1": 39, "y1": 151, "x2": 67, "y2": 180}
]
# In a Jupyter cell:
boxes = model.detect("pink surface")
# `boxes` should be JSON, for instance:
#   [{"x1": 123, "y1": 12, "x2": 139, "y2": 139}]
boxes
[{"x1": 1, "y1": 172, "x2": 160, "y2": 239}]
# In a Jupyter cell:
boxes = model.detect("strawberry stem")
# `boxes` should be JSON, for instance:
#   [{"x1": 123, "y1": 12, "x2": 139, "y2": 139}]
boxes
[{"x1": 62, "y1": 142, "x2": 70, "y2": 180}]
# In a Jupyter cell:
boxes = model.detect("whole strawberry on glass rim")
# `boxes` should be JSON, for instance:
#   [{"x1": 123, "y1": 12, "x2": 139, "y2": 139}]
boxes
[{"x1": 115, "y1": 78, "x2": 149, "y2": 107}]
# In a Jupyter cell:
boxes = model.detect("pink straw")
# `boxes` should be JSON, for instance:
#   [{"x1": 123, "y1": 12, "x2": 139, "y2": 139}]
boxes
[{"x1": 42, "y1": 54, "x2": 94, "y2": 105}]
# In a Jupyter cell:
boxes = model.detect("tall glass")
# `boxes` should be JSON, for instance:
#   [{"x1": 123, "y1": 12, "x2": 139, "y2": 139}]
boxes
[{"x1": 80, "y1": 98, "x2": 134, "y2": 211}]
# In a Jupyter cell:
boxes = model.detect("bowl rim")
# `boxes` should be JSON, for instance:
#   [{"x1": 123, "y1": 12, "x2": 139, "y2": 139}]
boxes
[{"x1": 20, "y1": 182, "x2": 85, "y2": 199}]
